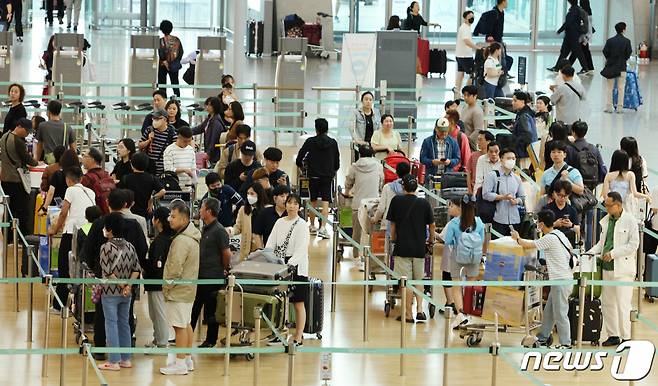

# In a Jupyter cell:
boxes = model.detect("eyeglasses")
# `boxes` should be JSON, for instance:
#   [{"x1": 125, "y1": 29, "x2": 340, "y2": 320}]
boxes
[{"x1": 556, "y1": 193, "x2": 569, "y2": 199}]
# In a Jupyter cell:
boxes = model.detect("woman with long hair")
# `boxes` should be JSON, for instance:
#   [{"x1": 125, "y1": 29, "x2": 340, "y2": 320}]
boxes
[
  {"x1": 444, "y1": 194, "x2": 485, "y2": 329},
  {"x1": 403, "y1": 1, "x2": 438, "y2": 34},
  {"x1": 483, "y1": 42, "x2": 504, "y2": 99},
  {"x1": 620, "y1": 136, "x2": 647, "y2": 193},
  {"x1": 386, "y1": 15, "x2": 401, "y2": 30},
  {"x1": 165, "y1": 99, "x2": 189, "y2": 130},
  {"x1": 191, "y1": 96, "x2": 226, "y2": 166},
  {"x1": 602, "y1": 150, "x2": 651, "y2": 212},
  {"x1": 223, "y1": 100, "x2": 245, "y2": 143},
  {"x1": 111, "y1": 138, "x2": 136, "y2": 183},
  {"x1": 231, "y1": 183, "x2": 270, "y2": 260}
]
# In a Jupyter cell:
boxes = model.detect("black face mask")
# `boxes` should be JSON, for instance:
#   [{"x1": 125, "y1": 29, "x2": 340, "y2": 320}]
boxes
[
  {"x1": 209, "y1": 188, "x2": 221, "y2": 197},
  {"x1": 468, "y1": 17, "x2": 475, "y2": 24}
]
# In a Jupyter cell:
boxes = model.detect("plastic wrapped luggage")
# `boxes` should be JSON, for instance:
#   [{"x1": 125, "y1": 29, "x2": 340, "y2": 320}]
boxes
[
  {"x1": 484, "y1": 236, "x2": 535, "y2": 282},
  {"x1": 645, "y1": 254, "x2": 658, "y2": 299},
  {"x1": 246, "y1": 19, "x2": 264, "y2": 57},
  {"x1": 570, "y1": 252, "x2": 601, "y2": 299},
  {"x1": 289, "y1": 277, "x2": 323, "y2": 339},
  {"x1": 613, "y1": 70, "x2": 643, "y2": 110},
  {"x1": 463, "y1": 286, "x2": 486, "y2": 316},
  {"x1": 482, "y1": 286, "x2": 526, "y2": 326},
  {"x1": 230, "y1": 260, "x2": 292, "y2": 295},
  {"x1": 417, "y1": 38, "x2": 430, "y2": 76},
  {"x1": 384, "y1": 152, "x2": 410, "y2": 184},
  {"x1": 216, "y1": 290, "x2": 287, "y2": 330},
  {"x1": 303, "y1": 23, "x2": 322, "y2": 46}
]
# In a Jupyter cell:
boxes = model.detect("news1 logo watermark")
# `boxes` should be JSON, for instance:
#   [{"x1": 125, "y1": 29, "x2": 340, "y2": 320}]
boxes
[{"x1": 520, "y1": 340, "x2": 656, "y2": 381}]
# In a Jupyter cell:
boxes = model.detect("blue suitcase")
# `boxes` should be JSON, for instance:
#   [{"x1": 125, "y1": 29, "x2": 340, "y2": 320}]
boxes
[
  {"x1": 645, "y1": 254, "x2": 658, "y2": 300},
  {"x1": 613, "y1": 70, "x2": 643, "y2": 110}
]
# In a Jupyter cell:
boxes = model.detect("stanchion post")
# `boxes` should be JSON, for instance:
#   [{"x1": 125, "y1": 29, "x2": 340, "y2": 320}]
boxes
[
  {"x1": 42, "y1": 275, "x2": 53, "y2": 378},
  {"x1": 253, "y1": 307, "x2": 262, "y2": 386},
  {"x1": 629, "y1": 309, "x2": 639, "y2": 386},
  {"x1": 330, "y1": 220, "x2": 339, "y2": 313},
  {"x1": 86, "y1": 123, "x2": 92, "y2": 152},
  {"x1": 1, "y1": 195, "x2": 8, "y2": 278},
  {"x1": 273, "y1": 96, "x2": 279, "y2": 148},
  {"x1": 443, "y1": 307, "x2": 452, "y2": 386},
  {"x1": 287, "y1": 338, "x2": 296, "y2": 386},
  {"x1": 100, "y1": 135, "x2": 107, "y2": 169},
  {"x1": 12, "y1": 217, "x2": 19, "y2": 312},
  {"x1": 81, "y1": 343, "x2": 90, "y2": 386},
  {"x1": 575, "y1": 275, "x2": 587, "y2": 377},
  {"x1": 252, "y1": 83, "x2": 258, "y2": 142},
  {"x1": 27, "y1": 245, "x2": 34, "y2": 342},
  {"x1": 399, "y1": 276, "x2": 408, "y2": 377},
  {"x1": 59, "y1": 293, "x2": 73, "y2": 386},
  {"x1": 316, "y1": 89, "x2": 322, "y2": 119},
  {"x1": 363, "y1": 245, "x2": 370, "y2": 342},
  {"x1": 406, "y1": 116, "x2": 414, "y2": 157},
  {"x1": 489, "y1": 343, "x2": 500, "y2": 386},
  {"x1": 637, "y1": 224, "x2": 645, "y2": 314},
  {"x1": 224, "y1": 274, "x2": 236, "y2": 377}
]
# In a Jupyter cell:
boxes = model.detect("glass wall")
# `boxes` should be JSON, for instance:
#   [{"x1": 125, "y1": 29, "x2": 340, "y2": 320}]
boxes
[
  {"x1": 537, "y1": 0, "x2": 607, "y2": 47},
  {"x1": 158, "y1": 0, "x2": 213, "y2": 28},
  {"x1": 468, "y1": 0, "x2": 532, "y2": 45}
]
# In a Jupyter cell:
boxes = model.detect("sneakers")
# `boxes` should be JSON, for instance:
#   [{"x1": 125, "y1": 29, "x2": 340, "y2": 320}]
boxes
[
  {"x1": 439, "y1": 303, "x2": 457, "y2": 316},
  {"x1": 66, "y1": 23, "x2": 71, "y2": 29},
  {"x1": 602, "y1": 336, "x2": 621, "y2": 347},
  {"x1": 267, "y1": 337, "x2": 284, "y2": 346},
  {"x1": 546, "y1": 67, "x2": 559, "y2": 72},
  {"x1": 415, "y1": 312, "x2": 428, "y2": 323},
  {"x1": 309, "y1": 225, "x2": 318, "y2": 235},
  {"x1": 450, "y1": 313, "x2": 470, "y2": 330},
  {"x1": 615, "y1": 108, "x2": 624, "y2": 114},
  {"x1": 318, "y1": 228, "x2": 330, "y2": 239},
  {"x1": 293, "y1": 340, "x2": 303, "y2": 347},
  {"x1": 97, "y1": 362, "x2": 120, "y2": 371},
  {"x1": 552, "y1": 344, "x2": 572, "y2": 350},
  {"x1": 604, "y1": 107, "x2": 614, "y2": 113},
  {"x1": 185, "y1": 356, "x2": 194, "y2": 372},
  {"x1": 144, "y1": 341, "x2": 168, "y2": 355},
  {"x1": 577, "y1": 69, "x2": 589, "y2": 76},
  {"x1": 395, "y1": 315, "x2": 415, "y2": 323},
  {"x1": 119, "y1": 360, "x2": 132, "y2": 368},
  {"x1": 160, "y1": 360, "x2": 189, "y2": 375}
]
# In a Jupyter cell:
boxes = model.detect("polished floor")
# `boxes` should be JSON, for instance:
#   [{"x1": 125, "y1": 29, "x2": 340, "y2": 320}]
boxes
[{"x1": 2, "y1": 11, "x2": 658, "y2": 386}]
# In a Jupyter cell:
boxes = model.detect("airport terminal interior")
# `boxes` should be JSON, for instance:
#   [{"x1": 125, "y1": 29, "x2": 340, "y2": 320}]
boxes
[{"x1": 2, "y1": 0, "x2": 658, "y2": 385}]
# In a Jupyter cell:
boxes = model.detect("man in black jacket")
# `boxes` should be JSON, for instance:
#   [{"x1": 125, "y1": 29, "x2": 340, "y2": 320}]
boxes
[
  {"x1": 473, "y1": 0, "x2": 506, "y2": 43},
  {"x1": 602, "y1": 22, "x2": 632, "y2": 113},
  {"x1": 547, "y1": 0, "x2": 590, "y2": 74},
  {"x1": 82, "y1": 189, "x2": 148, "y2": 359},
  {"x1": 295, "y1": 118, "x2": 340, "y2": 239},
  {"x1": 191, "y1": 197, "x2": 231, "y2": 348}
]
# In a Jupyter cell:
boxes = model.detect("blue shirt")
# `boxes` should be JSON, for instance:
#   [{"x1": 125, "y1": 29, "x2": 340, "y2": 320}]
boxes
[
  {"x1": 482, "y1": 169, "x2": 525, "y2": 225},
  {"x1": 203, "y1": 185, "x2": 244, "y2": 227},
  {"x1": 540, "y1": 162, "x2": 583, "y2": 192},
  {"x1": 444, "y1": 217, "x2": 486, "y2": 247}
]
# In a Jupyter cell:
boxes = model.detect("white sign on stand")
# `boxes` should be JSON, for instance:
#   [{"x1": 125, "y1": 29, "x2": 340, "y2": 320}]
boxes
[{"x1": 320, "y1": 352, "x2": 332, "y2": 382}]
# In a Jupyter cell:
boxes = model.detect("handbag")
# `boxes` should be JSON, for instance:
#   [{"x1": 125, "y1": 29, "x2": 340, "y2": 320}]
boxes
[
  {"x1": 182, "y1": 64, "x2": 195, "y2": 84},
  {"x1": 600, "y1": 65, "x2": 620, "y2": 80},
  {"x1": 3, "y1": 134, "x2": 31, "y2": 193},
  {"x1": 274, "y1": 218, "x2": 300, "y2": 261},
  {"x1": 570, "y1": 187, "x2": 598, "y2": 213},
  {"x1": 475, "y1": 170, "x2": 500, "y2": 223},
  {"x1": 644, "y1": 211, "x2": 658, "y2": 254}
]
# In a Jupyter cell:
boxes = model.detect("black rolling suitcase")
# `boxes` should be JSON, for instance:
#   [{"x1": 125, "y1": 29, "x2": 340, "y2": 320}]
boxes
[
  {"x1": 246, "y1": 19, "x2": 264, "y2": 57},
  {"x1": 290, "y1": 277, "x2": 324, "y2": 339},
  {"x1": 429, "y1": 49, "x2": 447, "y2": 77},
  {"x1": 568, "y1": 296, "x2": 602, "y2": 345}
]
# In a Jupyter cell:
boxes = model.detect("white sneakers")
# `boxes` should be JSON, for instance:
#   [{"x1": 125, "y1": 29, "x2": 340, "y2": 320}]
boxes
[
  {"x1": 317, "y1": 228, "x2": 330, "y2": 239},
  {"x1": 450, "y1": 312, "x2": 471, "y2": 330},
  {"x1": 160, "y1": 356, "x2": 194, "y2": 375},
  {"x1": 309, "y1": 225, "x2": 318, "y2": 235}
]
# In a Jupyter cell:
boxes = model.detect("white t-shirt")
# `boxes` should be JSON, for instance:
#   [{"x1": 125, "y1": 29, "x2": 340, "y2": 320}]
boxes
[
  {"x1": 63, "y1": 184, "x2": 96, "y2": 234},
  {"x1": 371, "y1": 129, "x2": 402, "y2": 161},
  {"x1": 265, "y1": 216, "x2": 310, "y2": 276},
  {"x1": 533, "y1": 230, "x2": 573, "y2": 280},
  {"x1": 455, "y1": 23, "x2": 474, "y2": 58},
  {"x1": 484, "y1": 56, "x2": 501, "y2": 86},
  {"x1": 650, "y1": 187, "x2": 658, "y2": 230},
  {"x1": 163, "y1": 143, "x2": 197, "y2": 188}
]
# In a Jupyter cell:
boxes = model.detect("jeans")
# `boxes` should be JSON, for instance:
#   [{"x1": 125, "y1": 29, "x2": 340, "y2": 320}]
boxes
[
  {"x1": 607, "y1": 72, "x2": 627, "y2": 111},
  {"x1": 94, "y1": 286, "x2": 137, "y2": 347},
  {"x1": 484, "y1": 82, "x2": 504, "y2": 100},
  {"x1": 102, "y1": 295, "x2": 132, "y2": 363},
  {"x1": 537, "y1": 284, "x2": 571, "y2": 345},
  {"x1": 147, "y1": 291, "x2": 170, "y2": 346},
  {"x1": 191, "y1": 284, "x2": 222, "y2": 344}
]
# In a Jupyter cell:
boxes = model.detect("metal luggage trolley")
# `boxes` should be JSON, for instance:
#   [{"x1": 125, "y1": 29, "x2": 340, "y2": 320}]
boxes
[
  {"x1": 457, "y1": 264, "x2": 546, "y2": 347},
  {"x1": 335, "y1": 186, "x2": 353, "y2": 259},
  {"x1": 384, "y1": 243, "x2": 436, "y2": 319}
]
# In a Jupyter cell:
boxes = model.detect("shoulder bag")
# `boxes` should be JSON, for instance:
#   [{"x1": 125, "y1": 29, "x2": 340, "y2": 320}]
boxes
[
  {"x1": 274, "y1": 218, "x2": 301, "y2": 261},
  {"x1": 45, "y1": 123, "x2": 67, "y2": 165},
  {"x1": 550, "y1": 232, "x2": 575, "y2": 269}
]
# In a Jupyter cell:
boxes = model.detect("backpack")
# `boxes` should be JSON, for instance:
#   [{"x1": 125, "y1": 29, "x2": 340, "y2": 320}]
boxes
[
  {"x1": 455, "y1": 225, "x2": 483, "y2": 265},
  {"x1": 86, "y1": 169, "x2": 116, "y2": 215},
  {"x1": 577, "y1": 6, "x2": 589, "y2": 35},
  {"x1": 568, "y1": 143, "x2": 599, "y2": 190},
  {"x1": 160, "y1": 171, "x2": 181, "y2": 191}
]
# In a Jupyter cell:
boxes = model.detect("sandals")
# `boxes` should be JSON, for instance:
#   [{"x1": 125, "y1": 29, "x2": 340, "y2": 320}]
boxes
[{"x1": 97, "y1": 362, "x2": 121, "y2": 371}]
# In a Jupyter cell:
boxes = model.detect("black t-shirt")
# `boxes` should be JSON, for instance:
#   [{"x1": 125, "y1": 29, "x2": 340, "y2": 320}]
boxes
[
  {"x1": 386, "y1": 194, "x2": 433, "y2": 258},
  {"x1": 364, "y1": 112, "x2": 374, "y2": 143},
  {"x1": 543, "y1": 201, "x2": 580, "y2": 228},
  {"x1": 111, "y1": 160, "x2": 133, "y2": 182},
  {"x1": 48, "y1": 170, "x2": 68, "y2": 200},
  {"x1": 253, "y1": 206, "x2": 287, "y2": 246},
  {"x1": 224, "y1": 159, "x2": 262, "y2": 195},
  {"x1": 119, "y1": 172, "x2": 164, "y2": 218}
]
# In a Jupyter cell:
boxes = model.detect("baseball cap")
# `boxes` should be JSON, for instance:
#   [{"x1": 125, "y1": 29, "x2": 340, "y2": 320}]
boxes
[
  {"x1": 151, "y1": 109, "x2": 167, "y2": 119},
  {"x1": 435, "y1": 117, "x2": 450, "y2": 131},
  {"x1": 241, "y1": 140, "x2": 256, "y2": 156},
  {"x1": 15, "y1": 118, "x2": 33, "y2": 133}
]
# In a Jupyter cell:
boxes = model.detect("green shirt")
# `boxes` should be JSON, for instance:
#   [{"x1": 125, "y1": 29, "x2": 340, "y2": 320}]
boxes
[{"x1": 599, "y1": 215, "x2": 618, "y2": 271}]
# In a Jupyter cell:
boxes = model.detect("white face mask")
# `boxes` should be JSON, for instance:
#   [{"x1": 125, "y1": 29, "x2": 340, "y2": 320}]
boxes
[
  {"x1": 247, "y1": 195, "x2": 258, "y2": 205},
  {"x1": 504, "y1": 159, "x2": 516, "y2": 170},
  {"x1": 102, "y1": 229, "x2": 109, "y2": 239}
]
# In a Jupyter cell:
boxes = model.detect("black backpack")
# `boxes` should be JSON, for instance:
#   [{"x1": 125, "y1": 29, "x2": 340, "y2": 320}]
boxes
[
  {"x1": 160, "y1": 171, "x2": 181, "y2": 191},
  {"x1": 569, "y1": 143, "x2": 599, "y2": 190}
]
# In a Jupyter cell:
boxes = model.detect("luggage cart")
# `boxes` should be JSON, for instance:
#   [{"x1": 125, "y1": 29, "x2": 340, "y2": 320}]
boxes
[
  {"x1": 368, "y1": 228, "x2": 388, "y2": 293},
  {"x1": 335, "y1": 186, "x2": 353, "y2": 259},
  {"x1": 384, "y1": 243, "x2": 436, "y2": 318},
  {"x1": 457, "y1": 264, "x2": 546, "y2": 347}
]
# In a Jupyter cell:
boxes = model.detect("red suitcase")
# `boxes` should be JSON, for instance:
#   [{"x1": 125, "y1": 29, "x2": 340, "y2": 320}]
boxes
[
  {"x1": 417, "y1": 38, "x2": 430, "y2": 76},
  {"x1": 303, "y1": 23, "x2": 322, "y2": 46},
  {"x1": 463, "y1": 286, "x2": 486, "y2": 316},
  {"x1": 384, "y1": 152, "x2": 410, "y2": 184}
]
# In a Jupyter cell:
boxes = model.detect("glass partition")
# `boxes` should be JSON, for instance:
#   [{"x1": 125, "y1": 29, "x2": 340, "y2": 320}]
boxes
[
  {"x1": 537, "y1": 0, "x2": 607, "y2": 47},
  {"x1": 467, "y1": 0, "x2": 532, "y2": 46}
]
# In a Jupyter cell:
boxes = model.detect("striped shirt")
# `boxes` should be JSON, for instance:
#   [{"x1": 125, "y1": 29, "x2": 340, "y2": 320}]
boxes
[
  {"x1": 100, "y1": 238, "x2": 141, "y2": 296},
  {"x1": 140, "y1": 126, "x2": 177, "y2": 176},
  {"x1": 435, "y1": 139, "x2": 447, "y2": 175},
  {"x1": 163, "y1": 142, "x2": 197, "y2": 188},
  {"x1": 533, "y1": 230, "x2": 573, "y2": 280}
]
